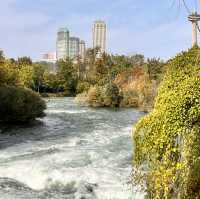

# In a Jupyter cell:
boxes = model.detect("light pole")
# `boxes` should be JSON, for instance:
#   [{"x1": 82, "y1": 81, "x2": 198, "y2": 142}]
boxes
[{"x1": 188, "y1": 11, "x2": 200, "y2": 46}]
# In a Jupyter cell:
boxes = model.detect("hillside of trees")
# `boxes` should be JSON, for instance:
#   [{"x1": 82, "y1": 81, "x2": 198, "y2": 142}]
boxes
[
  {"x1": 0, "y1": 48, "x2": 165, "y2": 112},
  {"x1": 133, "y1": 47, "x2": 200, "y2": 198},
  {"x1": 75, "y1": 49, "x2": 165, "y2": 111}
]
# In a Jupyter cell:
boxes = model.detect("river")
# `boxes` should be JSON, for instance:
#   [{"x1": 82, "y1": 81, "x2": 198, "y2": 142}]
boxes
[{"x1": 0, "y1": 98, "x2": 145, "y2": 199}]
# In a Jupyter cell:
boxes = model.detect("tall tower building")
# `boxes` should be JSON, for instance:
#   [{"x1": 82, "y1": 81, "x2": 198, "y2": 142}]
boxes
[
  {"x1": 56, "y1": 27, "x2": 69, "y2": 60},
  {"x1": 93, "y1": 20, "x2": 106, "y2": 53},
  {"x1": 79, "y1": 40, "x2": 86, "y2": 61},
  {"x1": 69, "y1": 37, "x2": 80, "y2": 59}
]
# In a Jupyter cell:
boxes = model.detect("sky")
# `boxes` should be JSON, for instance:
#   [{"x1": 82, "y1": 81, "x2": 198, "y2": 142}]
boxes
[{"x1": 0, "y1": 0, "x2": 198, "y2": 60}]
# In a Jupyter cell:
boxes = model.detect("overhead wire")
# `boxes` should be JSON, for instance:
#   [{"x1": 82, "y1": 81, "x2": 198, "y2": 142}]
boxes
[
  {"x1": 181, "y1": 0, "x2": 192, "y2": 14},
  {"x1": 195, "y1": 0, "x2": 198, "y2": 11}
]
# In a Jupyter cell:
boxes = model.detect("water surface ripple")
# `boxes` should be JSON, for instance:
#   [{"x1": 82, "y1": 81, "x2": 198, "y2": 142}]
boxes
[{"x1": 0, "y1": 97, "x2": 145, "y2": 199}]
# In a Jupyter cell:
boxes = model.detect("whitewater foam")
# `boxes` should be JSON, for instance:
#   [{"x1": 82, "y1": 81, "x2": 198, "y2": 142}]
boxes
[{"x1": 46, "y1": 109, "x2": 87, "y2": 114}]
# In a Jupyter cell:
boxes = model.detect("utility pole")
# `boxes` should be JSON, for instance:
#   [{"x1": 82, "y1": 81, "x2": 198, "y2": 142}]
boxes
[{"x1": 188, "y1": 11, "x2": 200, "y2": 47}]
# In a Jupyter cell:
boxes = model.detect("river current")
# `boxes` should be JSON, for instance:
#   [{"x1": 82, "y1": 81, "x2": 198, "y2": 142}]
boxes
[{"x1": 0, "y1": 98, "x2": 145, "y2": 199}]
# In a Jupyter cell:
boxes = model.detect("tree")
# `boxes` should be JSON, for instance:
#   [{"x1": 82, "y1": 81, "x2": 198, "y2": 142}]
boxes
[
  {"x1": 18, "y1": 65, "x2": 34, "y2": 88},
  {"x1": 0, "y1": 62, "x2": 19, "y2": 86},
  {"x1": 130, "y1": 54, "x2": 145, "y2": 66},
  {"x1": 17, "y1": 56, "x2": 32, "y2": 66},
  {"x1": 0, "y1": 50, "x2": 5, "y2": 63},
  {"x1": 43, "y1": 71, "x2": 61, "y2": 93},
  {"x1": 32, "y1": 64, "x2": 45, "y2": 92},
  {"x1": 102, "y1": 82, "x2": 122, "y2": 107},
  {"x1": 57, "y1": 59, "x2": 77, "y2": 96},
  {"x1": 145, "y1": 58, "x2": 165, "y2": 80}
]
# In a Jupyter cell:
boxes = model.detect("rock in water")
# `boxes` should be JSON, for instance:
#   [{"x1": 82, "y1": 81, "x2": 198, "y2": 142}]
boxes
[{"x1": 75, "y1": 181, "x2": 98, "y2": 199}]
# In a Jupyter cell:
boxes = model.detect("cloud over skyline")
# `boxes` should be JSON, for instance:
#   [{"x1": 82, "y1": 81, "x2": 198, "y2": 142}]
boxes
[{"x1": 0, "y1": 0, "x2": 195, "y2": 60}]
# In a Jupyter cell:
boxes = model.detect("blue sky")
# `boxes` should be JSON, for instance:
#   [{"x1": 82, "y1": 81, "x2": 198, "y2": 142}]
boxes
[{"x1": 0, "y1": 0, "x2": 198, "y2": 60}]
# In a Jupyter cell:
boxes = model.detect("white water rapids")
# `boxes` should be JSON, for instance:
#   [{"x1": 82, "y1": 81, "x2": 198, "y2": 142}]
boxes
[{"x1": 0, "y1": 98, "x2": 145, "y2": 199}]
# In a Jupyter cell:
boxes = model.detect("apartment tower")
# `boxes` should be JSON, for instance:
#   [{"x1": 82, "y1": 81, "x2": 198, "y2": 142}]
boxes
[
  {"x1": 56, "y1": 27, "x2": 69, "y2": 60},
  {"x1": 69, "y1": 37, "x2": 80, "y2": 59},
  {"x1": 93, "y1": 20, "x2": 106, "y2": 53},
  {"x1": 79, "y1": 40, "x2": 86, "y2": 61}
]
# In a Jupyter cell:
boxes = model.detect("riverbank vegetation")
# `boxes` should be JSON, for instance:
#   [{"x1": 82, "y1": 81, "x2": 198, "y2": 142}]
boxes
[
  {"x1": 133, "y1": 47, "x2": 200, "y2": 198},
  {"x1": 75, "y1": 50, "x2": 165, "y2": 110},
  {"x1": 0, "y1": 48, "x2": 165, "y2": 110},
  {"x1": 0, "y1": 51, "x2": 46, "y2": 123}
]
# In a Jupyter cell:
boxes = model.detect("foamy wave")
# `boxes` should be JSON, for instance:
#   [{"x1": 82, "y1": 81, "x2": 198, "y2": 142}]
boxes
[{"x1": 46, "y1": 110, "x2": 87, "y2": 114}]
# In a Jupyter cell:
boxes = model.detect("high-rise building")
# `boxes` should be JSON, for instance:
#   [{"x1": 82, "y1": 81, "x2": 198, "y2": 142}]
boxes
[
  {"x1": 41, "y1": 52, "x2": 57, "y2": 63},
  {"x1": 69, "y1": 37, "x2": 80, "y2": 59},
  {"x1": 56, "y1": 27, "x2": 69, "y2": 60},
  {"x1": 93, "y1": 20, "x2": 106, "y2": 53},
  {"x1": 79, "y1": 40, "x2": 86, "y2": 61}
]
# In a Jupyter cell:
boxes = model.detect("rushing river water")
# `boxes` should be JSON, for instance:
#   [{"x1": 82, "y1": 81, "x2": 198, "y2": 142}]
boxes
[{"x1": 0, "y1": 98, "x2": 145, "y2": 199}]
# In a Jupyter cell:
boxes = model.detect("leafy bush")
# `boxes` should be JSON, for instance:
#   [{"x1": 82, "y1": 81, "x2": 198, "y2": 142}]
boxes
[
  {"x1": 120, "y1": 90, "x2": 140, "y2": 108},
  {"x1": 76, "y1": 81, "x2": 90, "y2": 94},
  {"x1": 133, "y1": 47, "x2": 200, "y2": 198},
  {"x1": 102, "y1": 82, "x2": 122, "y2": 107},
  {"x1": 87, "y1": 86, "x2": 102, "y2": 107},
  {"x1": 0, "y1": 86, "x2": 46, "y2": 123},
  {"x1": 87, "y1": 82, "x2": 122, "y2": 107}
]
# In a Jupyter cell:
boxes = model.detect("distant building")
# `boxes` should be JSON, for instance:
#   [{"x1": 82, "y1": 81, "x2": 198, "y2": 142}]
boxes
[
  {"x1": 69, "y1": 37, "x2": 80, "y2": 59},
  {"x1": 56, "y1": 27, "x2": 69, "y2": 60},
  {"x1": 79, "y1": 40, "x2": 86, "y2": 61},
  {"x1": 41, "y1": 52, "x2": 57, "y2": 63},
  {"x1": 93, "y1": 20, "x2": 106, "y2": 53},
  {"x1": 56, "y1": 26, "x2": 87, "y2": 62}
]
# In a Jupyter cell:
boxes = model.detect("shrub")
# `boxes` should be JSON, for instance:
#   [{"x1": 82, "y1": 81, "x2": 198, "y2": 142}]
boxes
[
  {"x1": 87, "y1": 83, "x2": 122, "y2": 108},
  {"x1": 133, "y1": 47, "x2": 200, "y2": 198},
  {"x1": 0, "y1": 86, "x2": 46, "y2": 123},
  {"x1": 120, "y1": 90, "x2": 139, "y2": 108},
  {"x1": 87, "y1": 86, "x2": 102, "y2": 107},
  {"x1": 102, "y1": 82, "x2": 122, "y2": 107},
  {"x1": 76, "y1": 81, "x2": 90, "y2": 94}
]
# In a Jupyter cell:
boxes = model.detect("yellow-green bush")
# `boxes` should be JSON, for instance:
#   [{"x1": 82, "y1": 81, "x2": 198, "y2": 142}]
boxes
[
  {"x1": 76, "y1": 81, "x2": 91, "y2": 94},
  {"x1": 133, "y1": 47, "x2": 200, "y2": 198},
  {"x1": 0, "y1": 86, "x2": 46, "y2": 123}
]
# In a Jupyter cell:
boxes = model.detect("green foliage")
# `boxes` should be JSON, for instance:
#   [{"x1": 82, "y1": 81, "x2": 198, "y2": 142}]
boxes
[
  {"x1": 56, "y1": 59, "x2": 78, "y2": 96},
  {"x1": 133, "y1": 47, "x2": 200, "y2": 198},
  {"x1": 0, "y1": 86, "x2": 46, "y2": 122},
  {"x1": 120, "y1": 90, "x2": 140, "y2": 108},
  {"x1": 43, "y1": 71, "x2": 62, "y2": 93},
  {"x1": 102, "y1": 82, "x2": 122, "y2": 107},
  {"x1": 17, "y1": 56, "x2": 32, "y2": 66},
  {"x1": 145, "y1": 58, "x2": 165, "y2": 81},
  {"x1": 0, "y1": 62, "x2": 19, "y2": 86},
  {"x1": 76, "y1": 49, "x2": 163, "y2": 108},
  {"x1": 87, "y1": 82, "x2": 122, "y2": 107},
  {"x1": 0, "y1": 50, "x2": 5, "y2": 63},
  {"x1": 76, "y1": 81, "x2": 90, "y2": 94},
  {"x1": 32, "y1": 64, "x2": 45, "y2": 92},
  {"x1": 18, "y1": 65, "x2": 34, "y2": 88}
]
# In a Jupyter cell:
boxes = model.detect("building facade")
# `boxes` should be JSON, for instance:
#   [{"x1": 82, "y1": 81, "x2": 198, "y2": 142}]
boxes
[
  {"x1": 93, "y1": 20, "x2": 106, "y2": 53},
  {"x1": 56, "y1": 27, "x2": 69, "y2": 60},
  {"x1": 79, "y1": 40, "x2": 86, "y2": 61},
  {"x1": 41, "y1": 52, "x2": 57, "y2": 63},
  {"x1": 69, "y1": 37, "x2": 80, "y2": 59}
]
